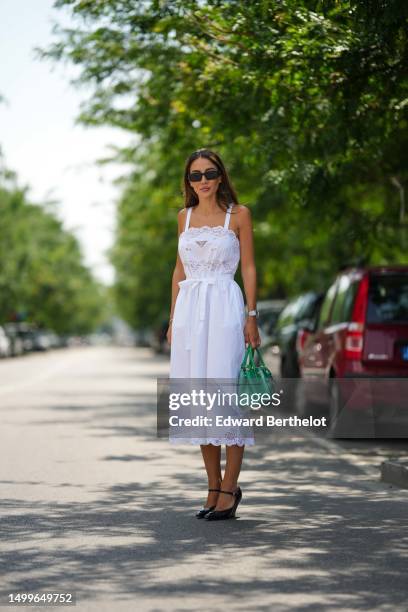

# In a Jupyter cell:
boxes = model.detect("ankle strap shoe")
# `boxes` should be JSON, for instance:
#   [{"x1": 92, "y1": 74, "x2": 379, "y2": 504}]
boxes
[
  {"x1": 205, "y1": 487, "x2": 242, "y2": 521},
  {"x1": 196, "y1": 488, "x2": 221, "y2": 518}
]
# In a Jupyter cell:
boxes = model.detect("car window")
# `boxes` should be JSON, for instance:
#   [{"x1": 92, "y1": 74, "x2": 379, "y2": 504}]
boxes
[
  {"x1": 258, "y1": 309, "x2": 278, "y2": 333},
  {"x1": 293, "y1": 296, "x2": 307, "y2": 321},
  {"x1": 342, "y1": 281, "x2": 360, "y2": 321},
  {"x1": 367, "y1": 273, "x2": 408, "y2": 323},
  {"x1": 317, "y1": 282, "x2": 337, "y2": 329},
  {"x1": 330, "y1": 276, "x2": 359, "y2": 324},
  {"x1": 295, "y1": 293, "x2": 318, "y2": 320},
  {"x1": 277, "y1": 298, "x2": 300, "y2": 327}
]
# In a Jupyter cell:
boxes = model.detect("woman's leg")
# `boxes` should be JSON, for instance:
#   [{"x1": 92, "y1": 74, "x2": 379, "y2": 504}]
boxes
[
  {"x1": 214, "y1": 444, "x2": 245, "y2": 510},
  {"x1": 200, "y1": 443, "x2": 222, "y2": 507}
]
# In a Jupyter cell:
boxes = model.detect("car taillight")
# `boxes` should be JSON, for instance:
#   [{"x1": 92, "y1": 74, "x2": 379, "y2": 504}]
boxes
[
  {"x1": 344, "y1": 276, "x2": 369, "y2": 360},
  {"x1": 296, "y1": 329, "x2": 309, "y2": 355},
  {"x1": 345, "y1": 322, "x2": 365, "y2": 358}
]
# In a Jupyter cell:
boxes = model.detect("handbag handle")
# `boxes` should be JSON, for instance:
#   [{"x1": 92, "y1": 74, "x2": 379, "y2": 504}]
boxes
[
  {"x1": 241, "y1": 344, "x2": 270, "y2": 368},
  {"x1": 241, "y1": 344, "x2": 255, "y2": 369},
  {"x1": 241, "y1": 344, "x2": 270, "y2": 371}
]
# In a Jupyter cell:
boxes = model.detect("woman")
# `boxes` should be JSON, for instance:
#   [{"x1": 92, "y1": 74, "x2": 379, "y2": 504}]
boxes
[{"x1": 167, "y1": 148, "x2": 260, "y2": 520}]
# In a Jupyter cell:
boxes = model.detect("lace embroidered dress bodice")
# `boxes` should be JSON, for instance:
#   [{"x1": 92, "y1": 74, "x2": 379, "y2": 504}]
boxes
[{"x1": 178, "y1": 220, "x2": 240, "y2": 279}]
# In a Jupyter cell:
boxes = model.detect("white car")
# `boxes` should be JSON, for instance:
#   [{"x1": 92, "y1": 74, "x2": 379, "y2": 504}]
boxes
[{"x1": 0, "y1": 326, "x2": 11, "y2": 358}]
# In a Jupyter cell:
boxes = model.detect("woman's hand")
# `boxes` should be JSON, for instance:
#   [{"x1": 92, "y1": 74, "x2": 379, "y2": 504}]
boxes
[{"x1": 244, "y1": 317, "x2": 261, "y2": 348}]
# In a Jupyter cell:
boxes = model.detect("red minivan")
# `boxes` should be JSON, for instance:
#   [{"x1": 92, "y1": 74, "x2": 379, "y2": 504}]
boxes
[{"x1": 297, "y1": 266, "x2": 408, "y2": 435}]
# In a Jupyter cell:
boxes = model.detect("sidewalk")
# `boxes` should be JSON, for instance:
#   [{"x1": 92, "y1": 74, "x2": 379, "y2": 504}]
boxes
[{"x1": 381, "y1": 458, "x2": 408, "y2": 489}]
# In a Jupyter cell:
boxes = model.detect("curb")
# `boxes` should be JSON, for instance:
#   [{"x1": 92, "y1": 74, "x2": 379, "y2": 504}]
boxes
[{"x1": 380, "y1": 460, "x2": 408, "y2": 490}]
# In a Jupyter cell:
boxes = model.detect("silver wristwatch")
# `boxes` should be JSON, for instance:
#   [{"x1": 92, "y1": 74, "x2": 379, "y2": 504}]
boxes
[{"x1": 247, "y1": 309, "x2": 259, "y2": 318}]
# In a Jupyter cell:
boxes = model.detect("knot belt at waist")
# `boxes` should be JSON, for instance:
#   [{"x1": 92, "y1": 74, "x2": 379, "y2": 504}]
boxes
[
  {"x1": 178, "y1": 274, "x2": 234, "y2": 321},
  {"x1": 177, "y1": 274, "x2": 235, "y2": 350}
]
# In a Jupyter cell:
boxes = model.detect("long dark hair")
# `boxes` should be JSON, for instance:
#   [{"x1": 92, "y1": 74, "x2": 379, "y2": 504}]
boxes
[{"x1": 182, "y1": 148, "x2": 240, "y2": 213}]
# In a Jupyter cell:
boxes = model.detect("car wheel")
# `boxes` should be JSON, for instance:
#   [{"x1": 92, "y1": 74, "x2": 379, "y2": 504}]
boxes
[
  {"x1": 281, "y1": 355, "x2": 299, "y2": 379},
  {"x1": 329, "y1": 378, "x2": 342, "y2": 436},
  {"x1": 279, "y1": 357, "x2": 285, "y2": 378},
  {"x1": 295, "y1": 379, "x2": 318, "y2": 418}
]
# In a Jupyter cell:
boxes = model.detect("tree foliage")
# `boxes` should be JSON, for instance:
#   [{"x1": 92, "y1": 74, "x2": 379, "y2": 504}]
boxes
[
  {"x1": 37, "y1": 0, "x2": 408, "y2": 328},
  {"x1": 0, "y1": 155, "x2": 107, "y2": 334}
]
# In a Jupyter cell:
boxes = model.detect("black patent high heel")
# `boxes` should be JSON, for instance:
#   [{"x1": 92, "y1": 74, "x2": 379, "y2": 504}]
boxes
[
  {"x1": 205, "y1": 487, "x2": 242, "y2": 520},
  {"x1": 195, "y1": 488, "x2": 221, "y2": 518}
]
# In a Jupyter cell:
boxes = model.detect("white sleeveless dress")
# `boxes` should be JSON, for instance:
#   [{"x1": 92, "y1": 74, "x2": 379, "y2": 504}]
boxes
[{"x1": 169, "y1": 203, "x2": 255, "y2": 446}]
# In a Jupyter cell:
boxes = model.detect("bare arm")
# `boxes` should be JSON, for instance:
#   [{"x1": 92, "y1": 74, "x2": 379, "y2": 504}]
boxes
[
  {"x1": 237, "y1": 205, "x2": 261, "y2": 347},
  {"x1": 238, "y1": 205, "x2": 257, "y2": 311}
]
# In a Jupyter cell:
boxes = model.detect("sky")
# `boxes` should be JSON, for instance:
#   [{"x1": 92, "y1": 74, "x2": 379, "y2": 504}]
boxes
[{"x1": 0, "y1": 0, "x2": 135, "y2": 285}]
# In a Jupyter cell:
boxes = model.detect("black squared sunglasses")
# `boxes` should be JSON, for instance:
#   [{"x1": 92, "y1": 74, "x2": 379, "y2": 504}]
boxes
[{"x1": 188, "y1": 168, "x2": 221, "y2": 182}]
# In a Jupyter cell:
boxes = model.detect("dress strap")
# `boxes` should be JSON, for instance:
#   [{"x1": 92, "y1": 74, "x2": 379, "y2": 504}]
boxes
[
  {"x1": 223, "y1": 203, "x2": 233, "y2": 230},
  {"x1": 184, "y1": 206, "x2": 192, "y2": 231}
]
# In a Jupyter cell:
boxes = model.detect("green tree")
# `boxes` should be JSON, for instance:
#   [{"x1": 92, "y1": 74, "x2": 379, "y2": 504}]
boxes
[
  {"x1": 0, "y1": 161, "x2": 107, "y2": 334},
  {"x1": 37, "y1": 1, "x2": 408, "y2": 328}
]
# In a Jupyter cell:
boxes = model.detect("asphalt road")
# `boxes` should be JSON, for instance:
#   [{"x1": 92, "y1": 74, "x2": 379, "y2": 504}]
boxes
[{"x1": 1, "y1": 346, "x2": 408, "y2": 612}]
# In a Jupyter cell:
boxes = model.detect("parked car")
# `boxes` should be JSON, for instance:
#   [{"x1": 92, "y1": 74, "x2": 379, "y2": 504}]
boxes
[
  {"x1": 297, "y1": 265, "x2": 408, "y2": 434},
  {"x1": 16, "y1": 323, "x2": 36, "y2": 352},
  {"x1": 3, "y1": 323, "x2": 24, "y2": 356},
  {"x1": 151, "y1": 319, "x2": 171, "y2": 355},
  {"x1": 46, "y1": 331, "x2": 61, "y2": 349},
  {"x1": 256, "y1": 299, "x2": 286, "y2": 346},
  {"x1": 0, "y1": 325, "x2": 11, "y2": 357},
  {"x1": 30, "y1": 328, "x2": 52, "y2": 351},
  {"x1": 270, "y1": 291, "x2": 325, "y2": 377}
]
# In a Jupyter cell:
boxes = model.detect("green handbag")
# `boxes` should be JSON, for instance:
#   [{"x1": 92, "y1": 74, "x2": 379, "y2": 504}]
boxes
[{"x1": 237, "y1": 345, "x2": 276, "y2": 405}]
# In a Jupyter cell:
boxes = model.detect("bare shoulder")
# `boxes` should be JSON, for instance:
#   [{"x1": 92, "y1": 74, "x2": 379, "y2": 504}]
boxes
[
  {"x1": 177, "y1": 208, "x2": 186, "y2": 231},
  {"x1": 233, "y1": 203, "x2": 251, "y2": 215},
  {"x1": 232, "y1": 204, "x2": 252, "y2": 226},
  {"x1": 230, "y1": 204, "x2": 251, "y2": 239}
]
